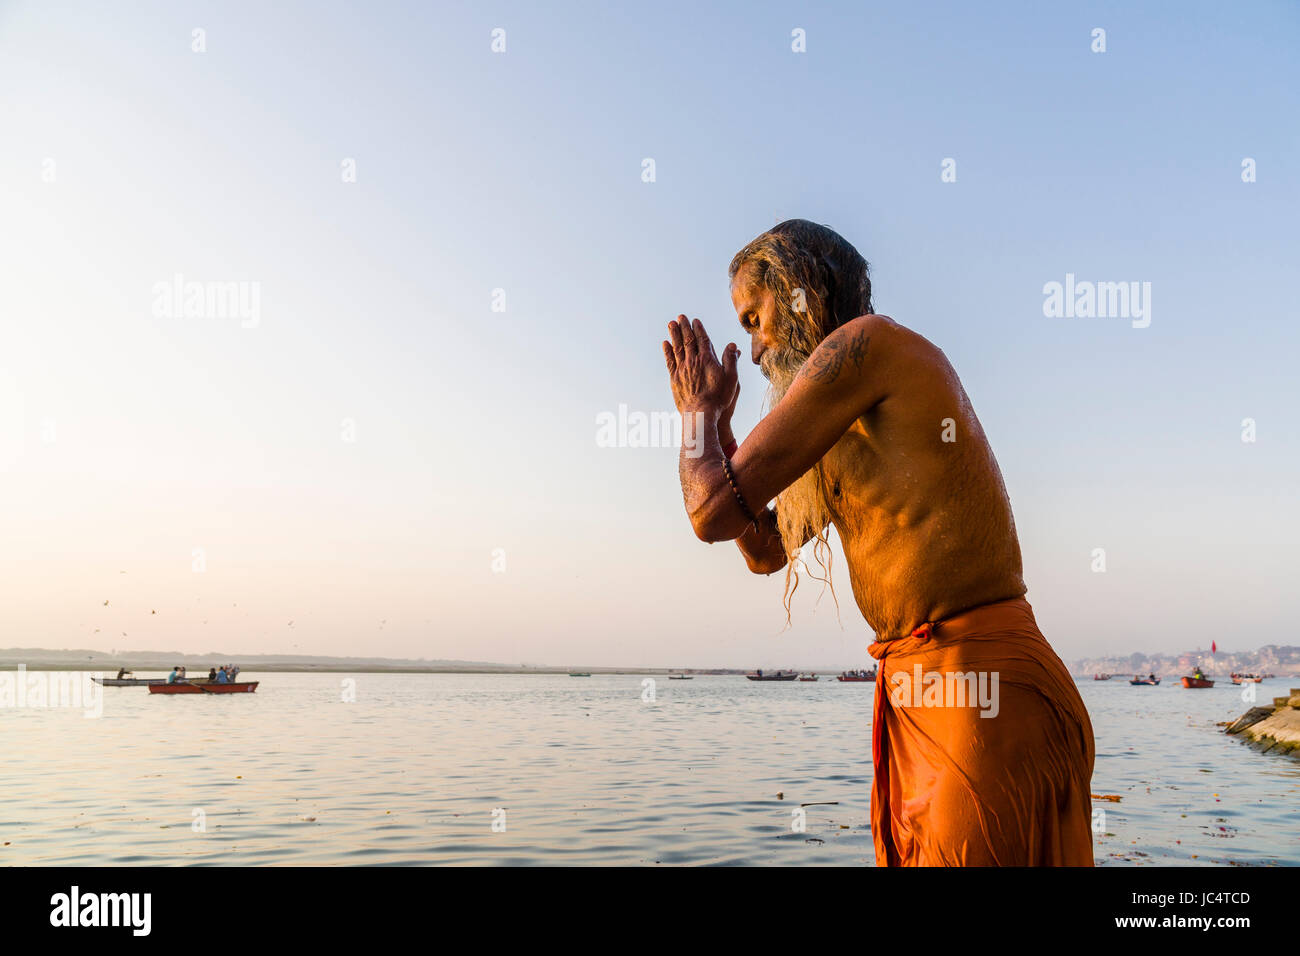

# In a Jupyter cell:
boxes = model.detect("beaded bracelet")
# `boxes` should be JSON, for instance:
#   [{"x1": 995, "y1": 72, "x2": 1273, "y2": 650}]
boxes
[{"x1": 720, "y1": 455, "x2": 757, "y2": 524}]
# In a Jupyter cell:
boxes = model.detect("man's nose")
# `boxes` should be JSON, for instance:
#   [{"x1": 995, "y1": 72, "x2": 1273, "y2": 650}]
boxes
[{"x1": 751, "y1": 336, "x2": 765, "y2": 365}]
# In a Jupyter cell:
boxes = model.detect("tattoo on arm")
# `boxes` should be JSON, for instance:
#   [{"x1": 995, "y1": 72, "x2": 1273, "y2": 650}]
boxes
[{"x1": 800, "y1": 332, "x2": 870, "y2": 385}]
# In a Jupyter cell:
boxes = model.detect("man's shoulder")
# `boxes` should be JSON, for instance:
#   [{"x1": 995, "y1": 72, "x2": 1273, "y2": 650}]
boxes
[
  {"x1": 818, "y1": 315, "x2": 945, "y2": 372},
  {"x1": 833, "y1": 313, "x2": 891, "y2": 340}
]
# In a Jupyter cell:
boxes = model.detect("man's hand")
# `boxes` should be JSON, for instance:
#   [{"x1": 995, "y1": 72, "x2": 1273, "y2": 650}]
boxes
[
  {"x1": 718, "y1": 360, "x2": 740, "y2": 449},
  {"x1": 663, "y1": 316, "x2": 739, "y2": 421}
]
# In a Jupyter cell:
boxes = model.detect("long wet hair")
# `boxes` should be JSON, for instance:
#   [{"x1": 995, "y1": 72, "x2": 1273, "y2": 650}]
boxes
[
  {"x1": 727, "y1": 220, "x2": 873, "y2": 622},
  {"x1": 728, "y1": 219, "x2": 872, "y2": 346}
]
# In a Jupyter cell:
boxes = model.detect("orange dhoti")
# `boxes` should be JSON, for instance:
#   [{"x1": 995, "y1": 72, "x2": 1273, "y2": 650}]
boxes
[{"x1": 868, "y1": 596, "x2": 1095, "y2": 866}]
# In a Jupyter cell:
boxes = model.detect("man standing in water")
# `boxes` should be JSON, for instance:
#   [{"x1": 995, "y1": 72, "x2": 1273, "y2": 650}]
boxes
[{"x1": 662, "y1": 219, "x2": 1094, "y2": 866}]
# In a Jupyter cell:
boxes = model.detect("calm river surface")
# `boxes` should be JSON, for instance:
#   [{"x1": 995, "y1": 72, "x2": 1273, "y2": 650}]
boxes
[{"x1": 2, "y1": 673, "x2": 1295, "y2": 865}]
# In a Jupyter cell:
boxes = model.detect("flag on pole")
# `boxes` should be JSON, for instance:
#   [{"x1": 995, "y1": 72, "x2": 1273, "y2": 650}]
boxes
[{"x1": 1211, "y1": 640, "x2": 1217, "y2": 654}]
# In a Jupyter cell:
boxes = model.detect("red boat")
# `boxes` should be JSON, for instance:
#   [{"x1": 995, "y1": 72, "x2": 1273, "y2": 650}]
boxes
[
  {"x1": 149, "y1": 681, "x2": 259, "y2": 694},
  {"x1": 1181, "y1": 676, "x2": 1214, "y2": 689},
  {"x1": 837, "y1": 672, "x2": 876, "y2": 683}
]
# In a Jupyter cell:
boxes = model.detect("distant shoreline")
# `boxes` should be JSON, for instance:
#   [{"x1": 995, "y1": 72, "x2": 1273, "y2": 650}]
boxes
[
  {"x1": 0, "y1": 648, "x2": 752, "y2": 676},
  {"x1": 1, "y1": 663, "x2": 743, "y2": 676}
]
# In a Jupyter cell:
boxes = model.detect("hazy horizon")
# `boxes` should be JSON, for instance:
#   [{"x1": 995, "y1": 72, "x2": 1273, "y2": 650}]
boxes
[
  {"x1": 1, "y1": 1, "x2": 1296, "y2": 669},
  {"x1": 2, "y1": 637, "x2": 1293, "y2": 674}
]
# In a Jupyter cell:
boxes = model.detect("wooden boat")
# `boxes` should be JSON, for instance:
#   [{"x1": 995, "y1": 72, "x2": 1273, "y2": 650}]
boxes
[
  {"x1": 96, "y1": 677, "x2": 166, "y2": 686},
  {"x1": 1181, "y1": 676, "x2": 1215, "y2": 689},
  {"x1": 1230, "y1": 673, "x2": 1263, "y2": 684},
  {"x1": 668, "y1": 675, "x2": 692, "y2": 680},
  {"x1": 568, "y1": 672, "x2": 591, "y2": 677},
  {"x1": 1129, "y1": 677, "x2": 1161, "y2": 685},
  {"x1": 148, "y1": 681, "x2": 259, "y2": 694},
  {"x1": 1093, "y1": 673, "x2": 1112, "y2": 680},
  {"x1": 96, "y1": 677, "x2": 212, "y2": 687},
  {"x1": 798, "y1": 675, "x2": 819, "y2": 682},
  {"x1": 837, "y1": 672, "x2": 876, "y2": 682},
  {"x1": 747, "y1": 672, "x2": 798, "y2": 681}
]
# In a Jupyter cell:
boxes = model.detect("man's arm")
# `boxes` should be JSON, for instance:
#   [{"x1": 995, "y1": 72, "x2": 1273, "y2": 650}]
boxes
[
  {"x1": 709, "y1": 348, "x2": 790, "y2": 572},
  {"x1": 678, "y1": 316, "x2": 897, "y2": 544}
]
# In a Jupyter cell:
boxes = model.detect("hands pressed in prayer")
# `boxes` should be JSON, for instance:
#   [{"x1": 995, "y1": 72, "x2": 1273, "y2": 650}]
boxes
[{"x1": 663, "y1": 316, "x2": 739, "y2": 435}]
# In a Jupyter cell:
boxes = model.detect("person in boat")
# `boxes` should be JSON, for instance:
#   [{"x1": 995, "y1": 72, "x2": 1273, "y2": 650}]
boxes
[
  {"x1": 116, "y1": 667, "x2": 128, "y2": 680},
  {"x1": 167, "y1": 667, "x2": 180, "y2": 684},
  {"x1": 215, "y1": 667, "x2": 230, "y2": 684},
  {"x1": 230, "y1": 665, "x2": 240, "y2": 681},
  {"x1": 209, "y1": 667, "x2": 217, "y2": 681},
  {"x1": 664, "y1": 220, "x2": 1094, "y2": 866}
]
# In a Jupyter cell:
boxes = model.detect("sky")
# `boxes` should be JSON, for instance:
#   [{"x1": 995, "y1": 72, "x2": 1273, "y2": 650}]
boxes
[{"x1": 0, "y1": 0, "x2": 1296, "y2": 668}]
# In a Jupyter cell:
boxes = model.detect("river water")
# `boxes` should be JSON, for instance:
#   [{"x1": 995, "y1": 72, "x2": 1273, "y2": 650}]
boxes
[{"x1": 1, "y1": 673, "x2": 1294, "y2": 865}]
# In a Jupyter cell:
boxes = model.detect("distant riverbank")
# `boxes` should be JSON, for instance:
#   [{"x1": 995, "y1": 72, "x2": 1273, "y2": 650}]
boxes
[
  {"x1": 0, "y1": 648, "x2": 750, "y2": 676},
  {"x1": 2, "y1": 663, "x2": 737, "y2": 675}
]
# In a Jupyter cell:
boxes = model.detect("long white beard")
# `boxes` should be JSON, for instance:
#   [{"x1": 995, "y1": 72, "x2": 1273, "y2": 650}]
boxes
[{"x1": 760, "y1": 348, "x2": 831, "y2": 564}]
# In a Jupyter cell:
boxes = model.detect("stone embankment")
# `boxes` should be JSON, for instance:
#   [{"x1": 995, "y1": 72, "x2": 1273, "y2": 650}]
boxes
[{"x1": 1223, "y1": 686, "x2": 1300, "y2": 757}]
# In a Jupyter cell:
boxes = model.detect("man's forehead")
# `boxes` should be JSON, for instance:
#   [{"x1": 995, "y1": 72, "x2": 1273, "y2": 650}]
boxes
[{"x1": 730, "y1": 262, "x2": 764, "y2": 300}]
